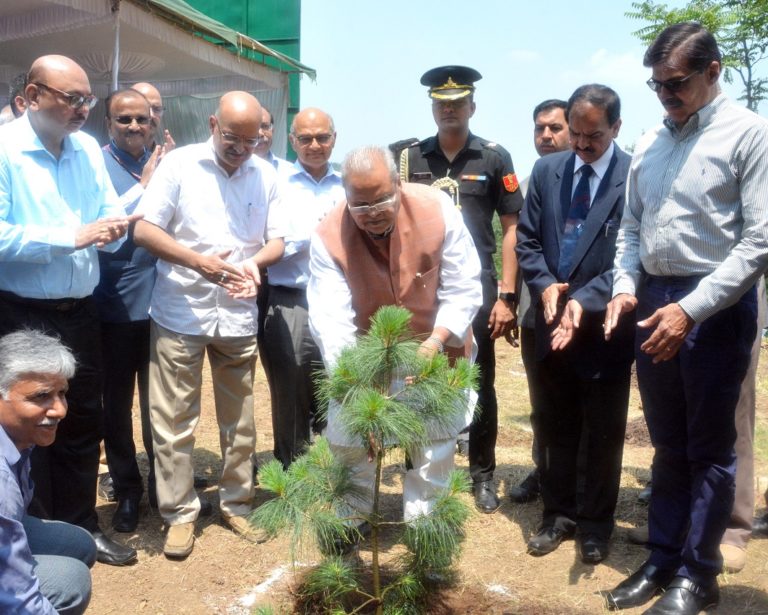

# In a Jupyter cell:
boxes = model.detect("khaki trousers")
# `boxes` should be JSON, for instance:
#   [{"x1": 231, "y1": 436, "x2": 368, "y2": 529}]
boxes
[{"x1": 149, "y1": 320, "x2": 258, "y2": 525}]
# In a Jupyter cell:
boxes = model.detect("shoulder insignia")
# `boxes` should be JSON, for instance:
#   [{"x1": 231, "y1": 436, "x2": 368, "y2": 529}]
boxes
[
  {"x1": 387, "y1": 138, "x2": 420, "y2": 156},
  {"x1": 485, "y1": 142, "x2": 497, "y2": 147},
  {"x1": 503, "y1": 173, "x2": 519, "y2": 193}
]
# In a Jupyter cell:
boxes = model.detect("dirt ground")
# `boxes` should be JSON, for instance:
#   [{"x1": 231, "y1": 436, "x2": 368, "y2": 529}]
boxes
[{"x1": 88, "y1": 343, "x2": 768, "y2": 614}]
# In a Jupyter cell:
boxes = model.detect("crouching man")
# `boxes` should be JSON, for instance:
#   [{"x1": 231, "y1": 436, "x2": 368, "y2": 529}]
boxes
[
  {"x1": 0, "y1": 330, "x2": 97, "y2": 614},
  {"x1": 307, "y1": 145, "x2": 482, "y2": 521}
]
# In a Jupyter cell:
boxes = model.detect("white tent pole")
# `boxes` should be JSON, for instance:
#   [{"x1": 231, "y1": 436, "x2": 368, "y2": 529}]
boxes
[{"x1": 111, "y1": 0, "x2": 121, "y2": 92}]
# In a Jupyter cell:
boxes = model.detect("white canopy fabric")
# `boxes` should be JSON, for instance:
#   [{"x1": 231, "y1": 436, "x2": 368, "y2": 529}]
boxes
[{"x1": 0, "y1": 0, "x2": 311, "y2": 153}]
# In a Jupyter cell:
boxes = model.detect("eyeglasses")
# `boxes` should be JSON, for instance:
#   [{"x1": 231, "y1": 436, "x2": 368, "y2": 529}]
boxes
[
  {"x1": 215, "y1": 122, "x2": 260, "y2": 148},
  {"x1": 646, "y1": 70, "x2": 701, "y2": 93},
  {"x1": 150, "y1": 105, "x2": 165, "y2": 116},
  {"x1": 33, "y1": 82, "x2": 98, "y2": 110},
  {"x1": 112, "y1": 115, "x2": 151, "y2": 126},
  {"x1": 259, "y1": 122, "x2": 274, "y2": 131},
  {"x1": 348, "y1": 193, "x2": 397, "y2": 215},
  {"x1": 292, "y1": 133, "x2": 333, "y2": 146}
]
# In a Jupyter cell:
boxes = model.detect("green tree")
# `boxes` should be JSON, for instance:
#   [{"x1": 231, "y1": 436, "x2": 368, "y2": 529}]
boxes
[
  {"x1": 627, "y1": 0, "x2": 768, "y2": 111},
  {"x1": 251, "y1": 306, "x2": 478, "y2": 614}
]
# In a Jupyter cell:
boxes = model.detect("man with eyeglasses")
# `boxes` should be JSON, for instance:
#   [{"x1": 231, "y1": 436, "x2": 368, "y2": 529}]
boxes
[
  {"x1": 261, "y1": 107, "x2": 343, "y2": 469},
  {"x1": 254, "y1": 107, "x2": 291, "y2": 173},
  {"x1": 0, "y1": 54, "x2": 140, "y2": 566},
  {"x1": 92, "y1": 88, "x2": 167, "y2": 534},
  {"x1": 308, "y1": 145, "x2": 481, "y2": 531},
  {"x1": 131, "y1": 82, "x2": 175, "y2": 154},
  {"x1": 133, "y1": 91, "x2": 287, "y2": 558},
  {"x1": 394, "y1": 65, "x2": 523, "y2": 513},
  {"x1": 602, "y1": 23, "x2": 768, "y2": 615}
]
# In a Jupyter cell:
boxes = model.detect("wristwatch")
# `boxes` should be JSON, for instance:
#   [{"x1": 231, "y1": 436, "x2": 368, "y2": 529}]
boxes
[{"x1": 498, "y1": 292, "x2": 518, "y2": 304}]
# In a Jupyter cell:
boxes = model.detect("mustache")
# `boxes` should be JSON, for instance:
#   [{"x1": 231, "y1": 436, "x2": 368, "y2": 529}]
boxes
[{"x1": 37, "y1": 417, "x2": 61, "y2": 427}]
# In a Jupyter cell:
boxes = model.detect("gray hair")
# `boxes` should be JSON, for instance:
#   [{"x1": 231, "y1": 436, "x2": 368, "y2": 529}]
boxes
[
  {"x1": 341, "y1": 145, "x2": 398, "y2": 187},
  {"x1": 0, "y1": 330, "x2": 76, "y2": 396}
]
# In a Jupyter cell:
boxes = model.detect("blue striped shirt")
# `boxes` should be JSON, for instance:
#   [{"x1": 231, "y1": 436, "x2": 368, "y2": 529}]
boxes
[{"x1": 612, "y1": 93, "x2": 768, "y2": 322}]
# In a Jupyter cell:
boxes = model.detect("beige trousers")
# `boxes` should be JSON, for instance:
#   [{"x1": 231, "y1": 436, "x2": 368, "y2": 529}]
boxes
[{"x1": 149, "y1": 321, "x2": 258, "y2": 525}]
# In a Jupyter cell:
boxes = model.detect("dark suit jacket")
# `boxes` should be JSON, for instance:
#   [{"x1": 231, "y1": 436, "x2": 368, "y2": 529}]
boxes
[{"x1": 516, "y1": 147, "x2": 635, "y2": 379}]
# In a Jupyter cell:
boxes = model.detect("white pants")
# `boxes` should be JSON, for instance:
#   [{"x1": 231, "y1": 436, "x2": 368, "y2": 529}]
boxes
[{"x1": 329, "y1": 438, "x2": 456, "y2": 521}]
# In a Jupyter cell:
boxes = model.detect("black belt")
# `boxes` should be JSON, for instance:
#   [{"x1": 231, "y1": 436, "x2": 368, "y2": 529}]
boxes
[
  {"x1": 268, "y1": 284, "x2": 307, "y2": 295},
  {"x1": 0, "y1": 290, "x2": 90, "y2": 313}
]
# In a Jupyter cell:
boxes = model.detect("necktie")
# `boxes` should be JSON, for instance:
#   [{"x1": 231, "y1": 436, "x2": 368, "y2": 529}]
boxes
[{"x1": 557, "y1": 165, "x2": 593, "y2": 280}]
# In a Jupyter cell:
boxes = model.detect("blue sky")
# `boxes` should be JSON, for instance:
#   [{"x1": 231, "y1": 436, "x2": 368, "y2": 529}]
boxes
[{"x1": 299, "y1": 0, "x2": 752, "y2": 178}]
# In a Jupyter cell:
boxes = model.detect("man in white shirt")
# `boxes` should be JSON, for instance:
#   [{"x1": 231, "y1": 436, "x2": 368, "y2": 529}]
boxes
[
  {"x1": 133, "y1": 91, "x2": 287, "y2": 559},
  {"x1": 262, "y1": 108, "x2": 344, "y2": 468}
]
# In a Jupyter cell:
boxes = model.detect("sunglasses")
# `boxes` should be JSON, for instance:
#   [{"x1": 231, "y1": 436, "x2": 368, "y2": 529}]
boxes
[
  {"x1": 33, "y1": 82, "x2": 98, "y2": 110},
  {"x1": 112, "y1": 115, "x2": 151, "y2": 126},
  {"x1": 646, "y1": 70, "x2": 701, "y2": 94}
]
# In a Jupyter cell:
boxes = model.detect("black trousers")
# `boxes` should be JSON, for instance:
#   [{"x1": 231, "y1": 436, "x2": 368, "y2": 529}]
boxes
[
  {"x1": 532, "y1": 347, "x2": 630, "y2": 538},
  {"x1": 638, "y1": 276, "x2": 756, "y2": 583},
  {"x1": 0, "y1": 292, "x2": 103, "y2": 532},
  {"x1": 468, "y1": 269, "x2": 499, "y2": 483},
  {"x1": 262, "y1": 285, "x2": 323, "y2": 468},
  {"x1": 102, "y1": 319, "x2": 153, "y2": 500}
]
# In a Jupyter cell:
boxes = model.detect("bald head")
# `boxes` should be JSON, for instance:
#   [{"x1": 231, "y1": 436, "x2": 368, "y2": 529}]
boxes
[
  {"x1": 131, "y1": 81, "x2": 164, "y2": 133},
  {"x1": 28, "y1": 55, "x2": 88, "y2": 88},
  {"x1": 217, "y1": 91, "x2": 262, "y2": 123},
  {"x1": 24, "y1": 55, "x2": 92, "y2": 154},
  {"x1": 209, "y1": 91, "x2": 262, "y2": 175},
  {"x1": 290, "y1": 107, "x2": 336, "y2": 180}
]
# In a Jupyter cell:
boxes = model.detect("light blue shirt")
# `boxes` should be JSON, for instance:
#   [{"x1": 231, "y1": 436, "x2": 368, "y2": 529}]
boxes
[
  {"x1": 0, "y1": 113, "x2": 124, "y2": 299},
  {"x1": 267, "y1": 160, "x2": 343, "y2": 289}
]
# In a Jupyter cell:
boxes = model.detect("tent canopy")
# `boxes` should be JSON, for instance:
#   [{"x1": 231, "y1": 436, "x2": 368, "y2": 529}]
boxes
[{"x1": 0, "y1": 0, "x2": 314, "y2": 153}]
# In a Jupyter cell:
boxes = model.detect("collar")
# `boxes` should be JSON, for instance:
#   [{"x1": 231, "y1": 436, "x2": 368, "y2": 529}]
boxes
[
  {"x1": 205, "y1": 137, "x2": 257, "y2": 177},
  {"x1": 0, "y1": 425, "x2": 22, "y2": 467},
  {"x1": 17, "y1": 112, "x2": 83, "y2": 156},
  {"x1": 423, "y1": 132, "x2": 481, "y2": 156},
  {"x1": 106, "y1": 139, "x2": 150, "y2": 177},
  {"x1": 573, "y1": 141, "x2": 614, "y2": 181},
  {"x1": 663, "y1": 92, "x2": 726, "y2": 136},
  {"x1": 289, "y1": 159, "x2": 340, "y2": 184}
]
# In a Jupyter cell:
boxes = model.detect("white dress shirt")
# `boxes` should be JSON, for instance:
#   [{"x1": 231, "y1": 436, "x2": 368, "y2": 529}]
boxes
[
  {"x1": 267, "y1": 161, "x2": 344, "y2": 288},
  {"x1": 138, "y1": 142, "x2": 287, "y2": 336}
]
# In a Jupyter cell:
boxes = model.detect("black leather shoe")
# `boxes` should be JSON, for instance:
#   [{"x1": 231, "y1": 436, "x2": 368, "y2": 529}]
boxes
[
  {"x1": 752, "y1": 513, "x2": 768, "y2": 537},
  {"x1": 97, "y1": 473, "x2": 116, "y2": 502},
  {"x1": 641, "y1": 577, "x2": 719, "y2": 614},
  {"x1": 112, "y1": 498, "x2": 140, "y2": 533},
  {"x1": 580, "y1": 534, "x2": 609, "y2": 564},
  {"x1": 92, "y1": 530, "x2": 138, "y2": 566},
  {"x1": 603, "y1": 562, "x2": 676, "y2": 610},
  {"x1": 527, "y1": 526, "x2": 573, "y2": 556},
  {"x1": 509, "y1": 469, "x2": 540, "y2": 503},
  {"x1": 472, "y1": 481, "x2": 500, "y2": 513}
]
